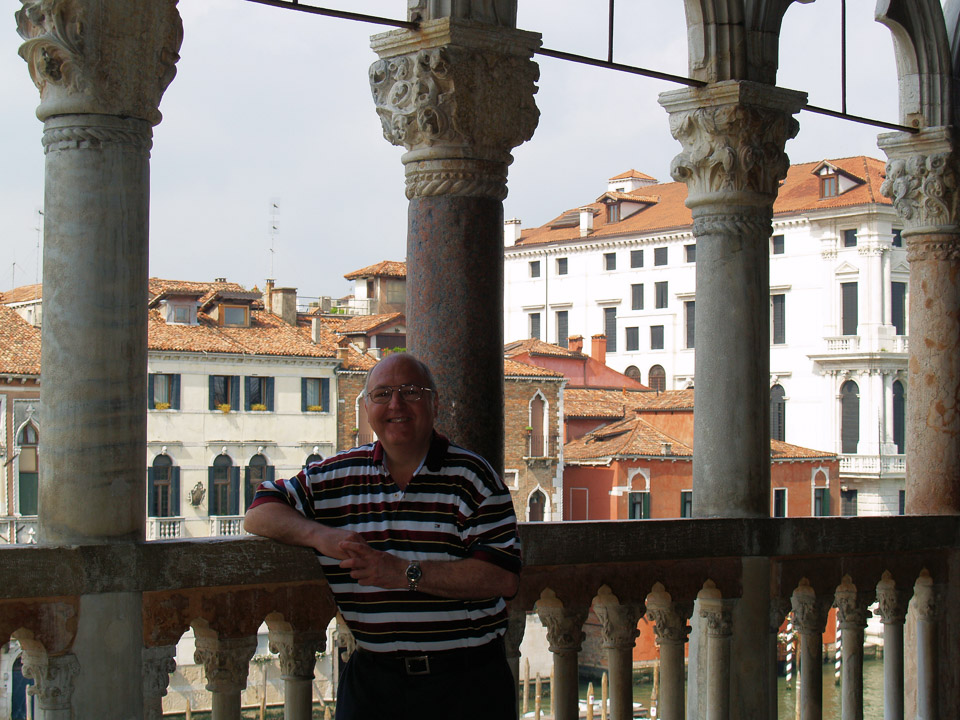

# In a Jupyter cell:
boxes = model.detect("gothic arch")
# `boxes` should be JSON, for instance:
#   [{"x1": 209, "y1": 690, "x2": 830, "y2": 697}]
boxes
[{"x1": 526, "y1": 485, "x2": 551, "y2": 522}]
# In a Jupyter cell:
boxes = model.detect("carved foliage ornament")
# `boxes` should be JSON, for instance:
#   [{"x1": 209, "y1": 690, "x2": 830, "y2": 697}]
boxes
[
  {"x1": 882, "y1": 152, "x2": 960, "y2": 231},
  {"x1": 21, "y1": 653, "x2": 81, "y2": 710},
  {"x1": 16, "y1": 0, "x2": 85, "y2": 95},
  {"x1": 669, "y1": 103, "x2": 799, "y2": 199}
]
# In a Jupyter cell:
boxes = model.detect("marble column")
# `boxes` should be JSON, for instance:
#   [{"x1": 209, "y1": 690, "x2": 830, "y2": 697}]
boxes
[
  {"x1": 369, "y1": 12, "x2": 539, "y2": 467},
  {"x1": 194, "y1": 634, "x2": 258, "y2": 720},
  {"x1": 834, "y1": 576, "x2": 874, "y2": 720},
  {"x1": 592, "y1": 585, "x2": 642, "y2": 720},
  {"x1": 143, "y1": 645, "x2": 178, "y2": 720},
  {"x1": 645, "y1": 583, "x2": 691, "y2": 720},
  {"x1": 876, "y1": 572, "x2": 910, "y2": 720},
  {"x1": 535, "y1": 589, "x2": 587, "y2": 720},
  {"x1": 912, "y1": 571, "x2": 937, "y2": 720},
  {"x1": 879, "y1": 128, "x2": 960, "y2": 514},
  {"x1": 792, "y1": 579, "x2": 832, "y2": 720},
  {"x1": 698, "y1": 582, "x2": 732, "y2": 720},
  {"x1": 269, "y1": 630, "x2": 325, "y2": 720},
  {"x1": 504, "y1": 606, "x2": 528, "y2": 706},
  {"x1": 20, "y1": 652, "x2": 80, "y2": 720}
]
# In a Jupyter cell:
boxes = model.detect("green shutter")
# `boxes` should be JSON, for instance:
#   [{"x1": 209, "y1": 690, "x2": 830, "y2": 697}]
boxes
[
  {"x1": 231, "y1": 376, "x2": 241, "y2": 411},
  {"x1": 171, "y1": 375, "x2": 181, "y2": 410},
  {"x1": 148, "y1": 374, "x2": 155, "y2": 409},
  {"x1": 208, "y1": 377, "x2": 216, "y2": 411},
  {"x1": 322, "y1": 378, "x2": 330, "y2": 412},
  {"x1": 266, "y1": 377, "x2": 275, "y2": 411},
  {"x1": 147, "y1": 468, "x2": 157, "y2": 516},
  {"x1": 172, "y1": 466, "x2": 181, "y2": 515},
  {"x1": 301, "y1": 378, "x2": 308, "y2": 411},
  {"x1": 207, "y1": 467, "x2": 216, "y2": 515},
  {"x1": 230, "y1": 467, "x2": 240, "y2": 515},
  {"x1": 244, "y1": 377, "x2": 253, "y2": 411}
]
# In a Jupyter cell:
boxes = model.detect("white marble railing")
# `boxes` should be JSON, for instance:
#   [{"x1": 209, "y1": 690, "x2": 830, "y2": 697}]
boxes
[
  {"x1": 0, "y1": 517, "x2": 38, "y2": 544},
  {"x1": 209, "y1": 515, "x2": 246, "y2": 537},
  {"x1": 147, "y1": 517, "x2": 184, "y2": 540},
  {"x1": 840, "y1": 454, "x2": 906, "y2": 475},
  {"x1": 826, "y1": 335, "x2": 860, "y2": 351}
]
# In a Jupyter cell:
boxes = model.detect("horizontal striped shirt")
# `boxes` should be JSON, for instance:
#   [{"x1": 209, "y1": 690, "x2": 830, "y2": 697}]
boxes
[{"x1": 250, "y1": 432, "x2": 521, "y2": 652}]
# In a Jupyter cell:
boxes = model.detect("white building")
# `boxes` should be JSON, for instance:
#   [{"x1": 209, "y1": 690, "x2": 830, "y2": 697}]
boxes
[{"x1": 504, "y1": 157, "x2": 908, "y2": 516}]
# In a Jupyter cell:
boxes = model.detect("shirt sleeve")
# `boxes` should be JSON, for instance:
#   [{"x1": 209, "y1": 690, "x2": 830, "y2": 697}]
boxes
[
  {"x1": 462, "y1": 464, "x2": 522, "y2": 575},
  {"x1": 248, "y1": 469, "x2": 315, "y2": 519}
]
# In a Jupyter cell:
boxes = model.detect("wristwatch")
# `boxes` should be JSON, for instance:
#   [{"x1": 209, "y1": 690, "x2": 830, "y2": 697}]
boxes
[{"x1": 405, "y1": 561, "x2": 422, "y2": 591}]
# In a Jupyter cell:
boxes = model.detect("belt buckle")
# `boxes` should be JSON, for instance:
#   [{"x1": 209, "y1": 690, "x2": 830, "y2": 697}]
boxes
[{"x1": 404, "y1": 655, "x2": 430, "y2": 675}]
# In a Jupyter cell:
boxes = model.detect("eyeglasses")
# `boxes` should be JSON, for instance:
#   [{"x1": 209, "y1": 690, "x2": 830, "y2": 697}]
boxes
[{"x1": 366, "y1": 384, "x2": 434, "y2": 404}]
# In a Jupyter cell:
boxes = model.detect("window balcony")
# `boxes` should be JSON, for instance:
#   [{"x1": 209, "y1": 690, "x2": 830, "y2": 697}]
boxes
[
  {"x1": 209, "y1": 515, "x2": 247, "y2": 537},
  {"x1": 840, "y1": 453, "x2": 906, "y2": 478},
  {"x1": 147, "y1": 517, "x2": 184, "y2": 540}
]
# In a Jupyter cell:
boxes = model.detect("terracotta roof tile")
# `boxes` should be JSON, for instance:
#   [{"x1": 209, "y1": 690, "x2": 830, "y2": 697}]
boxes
[
  {"x1": 564, "y1": 387, "x2": 654, "y2": 419},
  {"x1": 504, "y1": 357, "x2": 566, "y2": 378},
  {"x1": 609, "y1": 169, "x2": 657, "y2": 181},
  {"x1": 770, "y1": 439, "x2": 836, "y2": 460},
  {"x1": 0, "y1": 283, "x2": 43, "y2": 304},
  {"x1": 504, "y1": 338, "x2": 583, "y2": 358},
  {"x1": 343, "y1": 260, "x2": 407, "y2": 280},
  {"x1": 0, "y1": 304, "x2": 41, "y2": 375},
  {"x1": 339, "y1": 313, "x2": 405, "y2": 334}
]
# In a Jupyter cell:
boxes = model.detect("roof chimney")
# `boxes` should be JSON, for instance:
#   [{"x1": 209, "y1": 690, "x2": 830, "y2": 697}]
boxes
[
  {"x1": 310, "y1": 316, "x2": 322, "y2": 344},
  {"x1": 265, "y1": 278, "x2": 275, "y2": 315},
  {"x1": 569, "y1": 335, "x2": 584, "y2": 353},
  {"x1": 504, "y1": 218, "x2": 522, "y2": 246},
  {"x1": 579, "y1": 207, "x2": 594, "y2": 237},
  {"x1": 337, "y1": 337, "x2": 350, "y2": 361},
  {"x1": 273, "y1": 287, "x2": 298, "y2": 326},
  {"x1": 591, "y1": 333, "x2": 607, "y2": 364},
  {"x1": 214, "y1": 277, "x2": 226, "y2": 283},
  {"x1": 660, "y1": 442, "x2": 672, "y2": 456}
]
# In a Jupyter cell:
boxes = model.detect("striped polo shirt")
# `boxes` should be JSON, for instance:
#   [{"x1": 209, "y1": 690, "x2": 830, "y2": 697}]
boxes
[{"x1": 249, "y1": 432, "x2": 521, "y2": 653}]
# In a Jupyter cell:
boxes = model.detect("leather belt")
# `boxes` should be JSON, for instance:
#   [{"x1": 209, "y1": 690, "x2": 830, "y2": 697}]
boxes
[{"x1": 355, "y1": 637, "x2": 505, "y2": 676}]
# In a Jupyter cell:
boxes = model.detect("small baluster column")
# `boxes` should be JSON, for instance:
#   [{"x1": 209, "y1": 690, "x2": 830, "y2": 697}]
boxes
[
  {"x1": 770, "y1": 599, "x2": 793, "y2": 720},
  {"x1": 834, "y1": 576, "x2": 874, "y2": 720},
  {"x1": 504, "y1": 605, "x2": 528, "y2": 703},
  {"x1": 792, "y1": 579, "x2": 832, "y2": 720},
  {"x1": 143, "y1": 645, "x2": 177, "y2": 720},
  {"x1": 876, "y1": 572, "x2": 910, "y2": 720},
  {"x1": 645, "y1": 583, "x2": 691, "y2": 720},
  {"x1": 20, "y1": 652, "x2": 80, "y2": 720},
  {"x1": 194, "y1": 634, "x2": 258, "y2": 720},
  {"x1": 269, "y1": 630, "x2": 325, "y2": 720},
  {"x1": 593, "y1": 585, "x2": 642, "y2": 720},
  {"x1": 699, "y1": 581, "x2": 732, "y2": 720},
  {"x1": 536, "y1": 589, "x2": 587, "y2": 720},
  {"x1": 913, "y1": 571, "x2": 937, "y2": 720}
]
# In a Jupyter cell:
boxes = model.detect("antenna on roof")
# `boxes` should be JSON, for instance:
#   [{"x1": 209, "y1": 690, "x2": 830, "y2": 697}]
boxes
[{"x1": 269, "y1": 198, "x2": 280, "y2": 279}]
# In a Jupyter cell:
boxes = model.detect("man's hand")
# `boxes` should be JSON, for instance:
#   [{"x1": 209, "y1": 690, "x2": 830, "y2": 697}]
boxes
[{"x1": 339, "y1": 541, "x2": 406, "y2": 589}]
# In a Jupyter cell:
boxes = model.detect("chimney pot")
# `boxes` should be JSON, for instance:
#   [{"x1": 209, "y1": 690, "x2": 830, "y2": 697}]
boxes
[
  {"x1": 591, "y1": 333, "x2": 607, "y2": 365},
  {"x1": 579, "y1": 208, "x2": 594, "y2": 237},
  {"x1": 661, "y1": 442, "x2": 672, "y2": 455},
  {"x1": 504, "y1": 218, "x2": 522, "y2": 246},
  {"x1": 569, "y1": 335, "x2": 584, "y2": 353}
]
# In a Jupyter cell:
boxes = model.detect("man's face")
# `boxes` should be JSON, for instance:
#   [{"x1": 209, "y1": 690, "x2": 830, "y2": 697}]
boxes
[{"x1": 364, "y1": 355, "x2": 438, "y2": 459}]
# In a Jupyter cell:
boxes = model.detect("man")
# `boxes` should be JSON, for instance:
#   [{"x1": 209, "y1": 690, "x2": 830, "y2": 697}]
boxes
[{"x1": 244, "y1": 352, "x2": 521, "y2": 720}]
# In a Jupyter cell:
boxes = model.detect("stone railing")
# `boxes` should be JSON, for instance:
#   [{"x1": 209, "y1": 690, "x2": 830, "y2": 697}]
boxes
[
  {"x1": 0, "y1": 516, "x2": 37, "y2": 545},
  {"x1": 825, "y1": 335, "x2": 861, "y2": 352},
  {"x1": 147, "y1": 517, "x2": 184, "y2": 540},
  {"x1": 840, "y1": 454, "x2": 906, "y2": 476},
  {"x1": 209, "y1": 515, "x2": 247, "y2": 537},
  {"x1": 1, "y1": 517, "x2": 957, "y2": 718}
]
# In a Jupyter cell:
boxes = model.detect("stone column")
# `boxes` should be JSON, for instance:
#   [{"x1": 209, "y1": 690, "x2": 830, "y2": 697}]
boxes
[
  {"x1": 792, "y1": 580, "x2": 832, "y2": 720},
  {"x1": 645, "y1": 583, "x2": 691, "y2": 720},
  {"x1": 20, "y1": 652, "x2": 80, "y2": 720},
  {"x1": 270, "y1": 630, "x2": 325, "y2": 720},
  {"x1": 369, "y1": 12, "x2": 539, "y2": 467},
  {"x1": 834, "y1": 576, "x2": 873, "y2": 720},
  {"x1": 879, "y1": 128, "x2": 960, "y2": 514},
  {"x1": 876, "y1": 572, "x2": 910, "y2": 720},
  {"x1": 912, "y1": 571, "x2": 937, "y2": 720},
  {"x1": 592, "y1": 586, "x2": 642, "y2": 720},
  {"x1": 504, "y1": 606, "x2": 528, "y2": 704},
  {"x1": 535, "y1": 589, "x2": 587, "y2": 720},
  {"x1": 194, "y1": 635, "x2": 258, "y2": 720},
  {"x1": 143, "y1": 645, "x2": 177, "y2": 720},
  {"x1": 698, "y1": 582, "x2": 732, "y2": 720}
]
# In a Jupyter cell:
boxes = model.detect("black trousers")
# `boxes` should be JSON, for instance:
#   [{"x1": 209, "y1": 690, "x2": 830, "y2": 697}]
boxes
[{"x1": 335, "y1": 641, "x2": 517, "y2": 720}]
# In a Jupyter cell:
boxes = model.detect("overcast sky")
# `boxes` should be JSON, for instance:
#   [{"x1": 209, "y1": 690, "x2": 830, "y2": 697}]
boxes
[{"x1": 0, "y1": 1, "x2": 898, "y2": 302}]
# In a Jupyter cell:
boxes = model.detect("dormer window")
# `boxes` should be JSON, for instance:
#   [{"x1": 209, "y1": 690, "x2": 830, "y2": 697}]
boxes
[
  {"x1": 607, "y1": 203, "x2": 621, "y2": 223},
  {"x1": 813, "y1": 160, "x2": 864, "y2": 199},
  {"x1": 820, "y1": 174, "x2": 838, "y2": 198},
  {"x1": 221, "y1": 304, "x2": 249, "y2": 327},
  {"x1": 173, "y1": 306, "x2": 191, "y2": 324}
]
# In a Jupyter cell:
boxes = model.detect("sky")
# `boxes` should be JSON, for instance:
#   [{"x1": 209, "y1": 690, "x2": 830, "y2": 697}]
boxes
[{"x1": 0, "y1": 1, "x2": 899, "y2": 303}]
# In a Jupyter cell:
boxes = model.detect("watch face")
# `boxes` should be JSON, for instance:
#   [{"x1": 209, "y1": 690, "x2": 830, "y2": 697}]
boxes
[{"x1": 406, "y1": 562, "x2": 422, "y2": 581}]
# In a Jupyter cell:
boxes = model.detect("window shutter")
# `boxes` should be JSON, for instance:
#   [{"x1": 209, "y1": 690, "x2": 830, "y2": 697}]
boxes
[
  {"x1": 231, "y1": 376, "x2": 241, "y2": 411},
  {"x1": 172, "y1": 466, "x2": 181, "y2": 515},
  {"x1": 891, "y1": 282, "x2": 906, "y2": 335},
  {"x1": 301, "y1": 378, "x2": 309, "y2": 412},
  {"x1": 322, "y1": 378, "x2": 330, "y2": 412},
  {"x1": 244, "y1": 377, "x2": 252, "y2": 411},
  {"x1": 147, "y1": 468, "x2": 157, "y2": 517},
  {"x1": 208, "y1": 377, "x2": 216, "y2": 411},
  {"x1": 823, "y1": 490, "x2": 830, "y2": 516},
  {"x1": 840, "y1": 382, "x2": 859, "y2": 453},
  {"x1": 207, "y1": 467, "x2": 216, "y2": 515},
  {"x1": 841, "y1": 283, "x2": 858, "y2": 336},
  {"x1": 266, "y1": 377, "x2": 275, "y2": 411},
  {"x1": 244, "y1": 466, "x2": 253, "y2": 511},
  {"x1": 266, "y1": 466, "x2": 275, "y2": 485},
  {"x1": 230, "y1": 467, "x2": 241, "y2": 515},
  {"x1": 171, "y1": 375, "x2": 181, "y2": 410},
  {"x1": 148, "y1": 375, "x2": 155, "y2": 409}
]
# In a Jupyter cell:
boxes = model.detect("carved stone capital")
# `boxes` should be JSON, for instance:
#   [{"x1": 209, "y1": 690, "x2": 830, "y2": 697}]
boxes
[
  {"x1": 269, "y1": 630, "x2": 324, "y2": 679},
  {"x1": 913, "y1": 570, "x2": 937, "y2": 624},
  {"x1": 194, "y1": 635, "x2": 258, "y2": 694},
  {"x1": 876, "y1": 572, "x2": 910, "y2": 625},
  {"x1": 592, "y1": 585, "x2": 642, "y2": 650},
  {"x1": 503, "y1": 606, "x2": 527, "y2": 660},
  {"x1": 534, "y1": 588, "x2": 587, "y2": 655},
  {"x1": 21, "y1": 652, "x2": 80, "y2": 711},
  {"x1": 770, "y1": 597, "x2": 793, "y2": 634},
  {"x1": 370, "y1": 18, "x2": 540, "y2": 199},
  {"x1": 42, "y1": 114, "x2": 153, "y2": 156},
  {"x1": 790, "y1": 579, "x2": 831, "y2": 634},
  {"x1": 143, "y1": 645, "x2": 177, "y2": 719},
  {"x1": 691, "y1": 209, "x2": 772, "y2": 241},
  {"x1": 645, "y1": 582, "x2": 691, "y2": 645},
  {"x1": 16, "y1": 0, "x2": 183, "y2": 124},
  {"x1": 659, "y1": 81, "x2": 805, "y2": 204},
  {"x1": 879, "y1": 127, "x2": 960, "y2": 235},
  {"x1": 833, "y1": 576, "x2": 873, "y2": 629}
]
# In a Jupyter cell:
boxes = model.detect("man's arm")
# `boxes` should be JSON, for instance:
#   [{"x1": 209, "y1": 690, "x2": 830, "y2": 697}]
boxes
[{"x1": 244, "y1": 502, "x2": 366, "y2": 561}]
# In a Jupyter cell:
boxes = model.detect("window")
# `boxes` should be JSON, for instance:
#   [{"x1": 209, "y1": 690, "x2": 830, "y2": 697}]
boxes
[
  {"x1": 654, "y1": 247, "x2": 668, "y2": 266},
  {"x1": 604, "y1": 252, "x2": 617, "y2": 271},
  {"x1": 626, "y1": 327, "x2": 639, "y2": 351},
  {"x1": 209, "y1": 375, "x2": 240, "y2": 411},
  {"x1": 770, "y1": 384, "x2": 786, "y2": 442},
  {"x1": 899, "y1": 490, "x2": 905, "y2": 516},
  {"x1": 17, "y1": 423, "x2": 39, "y2": 516},
  {"x1": 772, "y1": 234, "x2": 785, "y2": 255},
  {"x1": 173, "y1": 305, "x2": 191, "y2": 324},
  {"x1": 221, "y1": 305, "x2": 248, "y2": 327},
  {"x1": 556, "y1": 257, "x2": 568, "y2": 275},
  {"x1": 843, "y1": 229, "x2": 858, "y2": 247},
  {"x1": 603, "y1": 307, "x2": 617, "y2": 352},
  {"x1": 684, "y1": 301, "x2": 695, "y2": 349},
  {"x1": 648, "y1": 365, "x2": 666, "y2": 392},
  {"x1": 892, "y1": 228, "x2": 903, "y2": 247},
  {"x1": 771, "y1": 294, "x2": 786, "y2": 345},
  {"x1": 840, "y1": 381, "x2": 860, "y2": 454},
  {"x1": 841, "y1": 282, "x2": 858, "y2": 336},
  {"x1": 528, "y1": 490, "x2": 546, "y2": 522},
  {"x1": 148, "y1": 454, "x2": 180, "y2": 517},
  {"x1": 893, "y1": 380, "x2": 905, "y2": 454},
  {"x1": 529, "y1": 395, "x2": 546, "y2": 457},
  {"x1": 773, "y1": 488, "x2": 787, "y2": 518},
  {"x1": 624, "y1": 366, "x2": 641, "y2": 382},
  {"x1": 631, "y1": 284, "x2": 644, "y2": 311},
  {"x1": 244, "y1": 453, "x2": 275, "y2": 510},
  {"x1": 306, "y1": 453, "x2": 324, "y2": 467},
  {"x1": 685, "y1": 244, "x2": 696, "y2": 263},
  {"x1": 556, "y1": 310, "x2": 569, "y2": 348},
  {"x1": 629, "y1": 491, "x2": 650, "y2": 519},
  {"x1": 607, "y1": 204, "x2": 620, "y2": 223},
  {"x1": 841, "y1": 488, "x2": 858, "y2": 516},
  {"x1": 529, "y1": 260, "x2": 541, "y2": 278},
  {"x1": 680, "y1": 490, "x2": 692, "y2": 518},
  {"x1": 650, "y1": 325, "x2": 664, "y2": 350},
  {"x1": 208, "y1": 454, "x2": 239, "y2": 516},
  {"x1": 245, "y1": 376, "x2": 274, "y2": 411},
  {"x1": 302, "y1": 377, "x2": 331, "y2": 412},
  {"x1": 891, "y1": 282, "x2": 907, "y2": 335},
  {"x1": 655, "y1": 281, "x2": 668, "y2": 309},
  {"x1": 820, "y1": 174, "x2": 838, "y2": 198},
  {"x1": 149, "y1": 373, "x2": 180, "y2": 410},
  {"x1": 630, "y1": 249, "x2": 644, "y2": 268},
  {"x1": 814, "y1": 487, "x2": 830, "y2": 517},
  {"x1": 529, "y1": 313, "x2": 541, "y2": 340}
]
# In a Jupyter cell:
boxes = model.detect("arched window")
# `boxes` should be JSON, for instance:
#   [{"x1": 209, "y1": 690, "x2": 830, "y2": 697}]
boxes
[
  {"x1": 648, "y1": 365, "x2": 666, "y2": 393},
  {"x1": 624, "y1": 365, "x2": 641, "y2": 383},
  {"x1": 208, "y1": 454, "x2": 239, "y2": 516},
  {"x1": 528, "y1": 489, "x2": 546, "y2": 522},
  {"x1": 244, "y1": 453, "x2": 274, "y2": 510},
  {"x1": 148, "y1": 454, "x2": 180, "y2": 517},
  {"x1": 770, "y1": 384, "x2": 786, "y2": 442},
  {"x1": 17, "y1": 423, "x2": 39, "y2": 516},
  {"x1": 840, "y1": 381, "x2": 860, "y2": 454},
  {"x1": 529, "y1": 394, "x2": 546, "y2": 457},
  {"x1": 893, "y1": 380, "x2": 905, "y2": 454},
  {"x1": 306, "y1": 453, "x2": 324, "y2": 467}
]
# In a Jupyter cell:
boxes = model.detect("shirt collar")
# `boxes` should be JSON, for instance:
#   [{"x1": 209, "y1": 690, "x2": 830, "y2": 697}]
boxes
[{"x1": 371, "y1": 431, "x2": 449, "y2": 475}]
